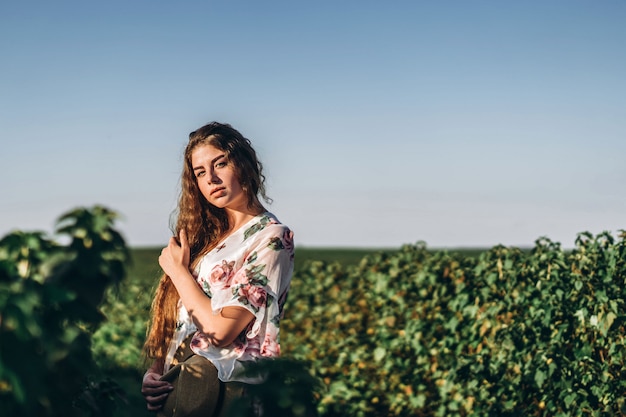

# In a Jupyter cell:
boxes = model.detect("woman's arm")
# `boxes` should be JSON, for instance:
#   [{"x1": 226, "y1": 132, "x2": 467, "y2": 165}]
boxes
[{"x1": 159, "y1": 230, "x2": 254, "y2": 348}]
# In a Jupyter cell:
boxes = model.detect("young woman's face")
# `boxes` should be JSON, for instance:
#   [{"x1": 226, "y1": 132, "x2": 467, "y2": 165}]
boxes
[{"x1": 191, "y1": 144, "x2": 248, "y2": 211}]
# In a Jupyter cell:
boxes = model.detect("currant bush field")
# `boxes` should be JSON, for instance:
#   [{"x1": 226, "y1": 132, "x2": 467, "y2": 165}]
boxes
[
  {"x1": 283, "y1": 233, "x2": 626, "y2": 417},
  {"x1": 94, "y1": 232, "x2": 626, "y2": 417},
  {"x1": 2, "y1": 207, "x2": 625, "y2": 416}
]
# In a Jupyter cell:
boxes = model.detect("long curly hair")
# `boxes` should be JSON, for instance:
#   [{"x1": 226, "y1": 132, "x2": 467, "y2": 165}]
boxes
[{"x1": 143, "y1": 122, "x2": 270, "y2": 367}]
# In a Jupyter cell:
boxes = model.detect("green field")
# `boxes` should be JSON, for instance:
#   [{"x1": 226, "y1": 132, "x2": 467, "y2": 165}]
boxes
[
  {"x1": 12, "y1": 232, "x2": 621, "y2": 416},
  {"x1": 5, "y1": 206, "x2": 623, "y2": 416},
  {"x1": 127, "y1": 245, "x2": 491, "y2": 284},
  {"x1": 103, "y1": 245, "x2": 495, "y2": 416},
  {"x1": 98, "y1": 246, "x2": 418, "y2": 417},
  {"x1": 126, "y1": 246, "x2": 400, "y2": 288}
]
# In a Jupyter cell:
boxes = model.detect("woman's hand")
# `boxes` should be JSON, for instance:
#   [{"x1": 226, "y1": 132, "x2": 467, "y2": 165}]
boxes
[
  {"x1": 159, "y1": 229, "x2": 191, "y2": 280},
  {"x1": 141, "y1": 371, "x2": 173, "y2": 411}
]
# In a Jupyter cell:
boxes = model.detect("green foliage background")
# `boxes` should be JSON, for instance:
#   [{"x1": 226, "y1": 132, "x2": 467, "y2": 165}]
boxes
[
  {"x1": 2, "y1": 206, "x2": 625, "y2": 416},
  {"x1": 0, "y1": 206, "x2": 129, "y2": 417},
  {"x1": 91, "y1": 233, "x2": 626, "y2": 416},
  {"x1": 282, "y1": 234, "x2": 626, "y2": 417}
]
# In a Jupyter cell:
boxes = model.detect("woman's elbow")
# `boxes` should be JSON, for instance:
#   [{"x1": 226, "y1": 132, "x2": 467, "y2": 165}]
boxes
[
  {"x1": 194, "y1": 323, "x2": 240, "y2": 348},
  {"x1": 192, "y1": 308, "x2": 253, "y2": 348}
]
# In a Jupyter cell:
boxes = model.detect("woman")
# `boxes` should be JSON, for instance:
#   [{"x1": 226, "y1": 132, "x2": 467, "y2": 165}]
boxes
[{"x1": 141, "y1": 122, "x2": 294, "y2": 416}]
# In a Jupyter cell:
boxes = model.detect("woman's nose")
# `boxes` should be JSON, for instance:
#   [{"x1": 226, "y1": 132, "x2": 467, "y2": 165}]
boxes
[{"x1": 208, "y1": 170, "x2": 221, "y2": 184}]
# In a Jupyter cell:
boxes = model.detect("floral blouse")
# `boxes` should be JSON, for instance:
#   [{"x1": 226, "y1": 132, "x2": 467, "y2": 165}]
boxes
[{"x1": 163, "y1": 212, "x2": 295, "y2": 383}]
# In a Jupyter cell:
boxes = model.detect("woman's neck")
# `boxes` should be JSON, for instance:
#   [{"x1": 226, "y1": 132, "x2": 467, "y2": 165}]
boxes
[{"x1": 225, "y1": 205, "x2": 265, "y2": 233}]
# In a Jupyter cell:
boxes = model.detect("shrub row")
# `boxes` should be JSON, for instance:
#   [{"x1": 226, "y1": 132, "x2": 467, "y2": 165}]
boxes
[
  {"x1": 6, "y1": 206, "x2": 622, "y2": 416},
  {"x1": 282, "y1": 232, "x2": 626, "y2": 416}
]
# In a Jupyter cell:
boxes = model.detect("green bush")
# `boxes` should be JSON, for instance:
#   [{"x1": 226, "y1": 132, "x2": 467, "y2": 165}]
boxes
[
  {"x1": 42, "y1": 222, "x2": 625, "y2": 416},
  {"x1": 282, "y1": 232, "x2": 626, "y2": 416},
  {"x1": 0, "y1": 206, "x2": 129, "y2": 417}
]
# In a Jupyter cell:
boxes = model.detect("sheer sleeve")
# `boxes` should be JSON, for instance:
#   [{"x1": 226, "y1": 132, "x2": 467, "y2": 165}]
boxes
[{"x1": 209, "y1": 222, "x2": 294, "y2": 355}]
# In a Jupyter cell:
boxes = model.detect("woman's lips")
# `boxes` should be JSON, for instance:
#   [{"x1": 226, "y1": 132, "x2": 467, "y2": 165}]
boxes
[{"x1": 210, "y1": 187, "x2": 226, "y2": 196}]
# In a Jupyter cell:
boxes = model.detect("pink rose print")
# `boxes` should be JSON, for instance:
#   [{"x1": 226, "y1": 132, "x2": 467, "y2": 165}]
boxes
[
  {"x1": 283, "y1": 229, "x2": 295, "y2": 256},
  {"x1": 238, "y1": 284, "x2": 267, "y2": 310},
  {"x1": 232, "y1": 337, "x2": 246, "y2": 354},
  {"x1": 191, "y1": 332, "x2": 211, "y2": 352},
  {"x1": 261, "y1": 329, "x2": 281, "y2": 357},
  {"x1": 232, "y1": 268, "x2": 250, "y2": 286},
  {"x1": 209, "y1": 260, "x2": 235, "y2": 290},
  {"x1": 246, "y1": 335, "x2": 262, "y2": 358}
]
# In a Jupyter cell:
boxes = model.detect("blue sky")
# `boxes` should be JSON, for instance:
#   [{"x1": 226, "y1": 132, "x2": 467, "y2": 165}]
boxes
[{"x1": 1, "y1": 1, "x2": 625, "y2": 249}]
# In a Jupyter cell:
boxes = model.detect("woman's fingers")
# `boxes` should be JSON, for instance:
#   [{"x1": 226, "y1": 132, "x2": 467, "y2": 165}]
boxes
[
  {"x1": 179, "y1": 228, "x2": 188, "y2": 250},
  {"x1": 146, "y1": 391, "x2": 171, "y2": 410},
  {"x1": 142, "y1": 373, "x2": 171, "y2": 392},
  {"x1": 159, "y1": 230, "x2": 191, "y2": 277},
  {"x1": 147, "y1": 403, "x2": 163, "y2": 411},
  {"x1": 142, "y1": 382, "x2": 172, "y2": 395},
  {"x1": 179, "y1": 228, "x2": 190, "y2": 266},
  {"x1": 142, "y1": 373, "x2": 173, "y2": 410}
]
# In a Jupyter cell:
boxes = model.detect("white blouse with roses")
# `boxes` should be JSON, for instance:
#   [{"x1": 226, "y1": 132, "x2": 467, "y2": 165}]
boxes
[{"x1": 163, "y1": 212, "x2": 294, "y2": 383}]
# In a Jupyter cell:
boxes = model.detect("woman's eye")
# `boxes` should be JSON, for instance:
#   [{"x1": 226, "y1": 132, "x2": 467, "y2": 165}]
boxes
[
  {"x1": 215, "y1": 161, "x2": 227, "y2": 168},
  {"x1": 196, "y1": 171, "x2": 205, "y2": 178}
]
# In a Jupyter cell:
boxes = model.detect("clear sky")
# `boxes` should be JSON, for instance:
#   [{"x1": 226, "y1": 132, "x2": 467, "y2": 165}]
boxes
[{"x1": 1, "y1": 1, "x2": 625, "y2": 249}]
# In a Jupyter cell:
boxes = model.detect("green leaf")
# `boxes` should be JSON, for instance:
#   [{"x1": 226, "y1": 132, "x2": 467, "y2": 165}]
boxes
[
  {"x1": 374, "y1": 347, "x2": 386, "y2": 362},
  {"x1": 535, "y1": 370, "x2": 546, "y2": 388},
  {"x1": 564, "y1": 393, "x2": 576, "y2": 408},
  {"x1": 601, "y1": 311, "x2": 617, "y2": 337}
]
